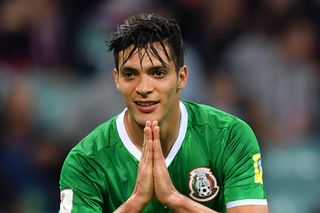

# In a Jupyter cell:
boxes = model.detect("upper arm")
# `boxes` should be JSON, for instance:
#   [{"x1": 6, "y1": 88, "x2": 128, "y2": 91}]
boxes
[
  {"x1": 59, "y1": 151, "x2": 105, "y2": 212},
  {"x1": 223, "y1": 119, "x2": 268, "y2": 209}
]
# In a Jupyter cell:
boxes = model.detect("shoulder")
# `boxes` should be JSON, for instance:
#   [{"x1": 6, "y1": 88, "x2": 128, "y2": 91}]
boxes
[
  {"x1": 183, "y1": 101, "x2": 242, "y2": 129},
  {"x1": 67, "y1": 114, "x2": 120, "y2": 160},
  {"x1": 60, "y1": 115, "x2": 120, "y2": 179},
  {"x1": 183, "y1": 101, "x2": 257, "y2": 144}
]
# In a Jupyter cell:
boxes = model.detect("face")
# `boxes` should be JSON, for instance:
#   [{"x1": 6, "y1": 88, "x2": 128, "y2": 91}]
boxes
[{"x1": 114, "y1": 43, "x2": 188, "y2": 128}]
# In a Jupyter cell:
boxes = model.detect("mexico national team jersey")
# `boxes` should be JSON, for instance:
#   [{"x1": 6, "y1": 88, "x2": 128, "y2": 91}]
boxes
[{"x1": 59, "y1": 101, "x2": 268, "y2": 212}]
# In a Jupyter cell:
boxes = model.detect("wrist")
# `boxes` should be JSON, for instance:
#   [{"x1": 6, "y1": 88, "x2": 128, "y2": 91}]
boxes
[
  {"x1": 115, "y1": 193, "x2": 148, "y2": 213},
  {"x1": 164, "y1": 190, "x2": 185, "y2": 210},
  {"x1": 132, "y1": 192, "x2": 150, "y2": 207},
  {"x1": 164, "y1": 192, "x2": 219, "y2": 213}
]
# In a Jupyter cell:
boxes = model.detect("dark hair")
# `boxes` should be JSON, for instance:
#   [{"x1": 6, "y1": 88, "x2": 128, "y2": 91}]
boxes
[{"x1": 107, "y1": 13, "x2": 185, "y2": 72}]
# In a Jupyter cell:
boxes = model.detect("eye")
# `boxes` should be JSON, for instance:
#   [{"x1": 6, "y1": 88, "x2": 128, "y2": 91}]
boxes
[
  {"x1": 123, "y1": 71, "x2": 134, "y2": 77},
  {"x1": 152, "y1": 69, "x2": 166, "y2": 78},
  {"x1": 121, "y1": 69, "x2": 136, "y2": 80}
]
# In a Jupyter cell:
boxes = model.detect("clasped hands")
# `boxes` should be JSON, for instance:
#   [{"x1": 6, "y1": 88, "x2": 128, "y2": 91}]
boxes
[
  {"x1": 132, "y1": 120, "x2": 179, "y2": 208},
  {"x1": 118, "y1": 121, "x2": 218, "y2": 213}
]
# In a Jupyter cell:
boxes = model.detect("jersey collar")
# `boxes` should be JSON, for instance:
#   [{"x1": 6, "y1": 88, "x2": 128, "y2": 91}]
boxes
[{"x1": 116, "y1": 101, "x2": 188, "y2": 167}]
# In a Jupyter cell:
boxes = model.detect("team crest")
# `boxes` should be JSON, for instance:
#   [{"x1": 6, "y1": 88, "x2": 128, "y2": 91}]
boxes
[{"x1": 188, "y1": 167, "x2": 219, "y2": 202}]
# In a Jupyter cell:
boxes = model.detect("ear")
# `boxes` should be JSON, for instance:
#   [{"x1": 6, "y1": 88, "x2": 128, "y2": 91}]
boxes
[
  {"x1": 177, "y1": 65, "x2": 188, "y2": 90},
  {"x1": 113, "y1": 68, "x2": 120, "y2": 91}
]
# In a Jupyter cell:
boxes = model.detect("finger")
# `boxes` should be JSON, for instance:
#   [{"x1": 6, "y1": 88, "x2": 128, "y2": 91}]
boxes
[
  {"x1": 134, "y1": 121, "x2": 155, "y2": 204},
  {"x1": 151, "y1": 120, "x2": 158, "y2": 130},
  {"x1": 144, "y1": 120, "x2": 151, "y2": 143},
  {"x1": 143, "y1": 121, "x2": 153, "y2": 161},
  {"x1": 153, "y1": 125, "x2": 164, "y2": 162},
  {"x1": 151, "y1": 120, "x2": 158, "y2": 140},
  {"x1": 142, "y1": 121, "x2": 152, "y2": 161},
  {"x1": 153, "y1": 124, "x2": 160, "y2": 146}
]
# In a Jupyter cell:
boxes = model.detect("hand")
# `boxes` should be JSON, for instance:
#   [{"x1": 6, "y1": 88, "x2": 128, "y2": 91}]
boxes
[
  {"x1": 116, "y1": 121, "x2": 218, "y2": 213},
  {"x1": 150, "y1": 121, "x2": 219, "y2": 213},
  {"x1": 151, "y1": 121, "x2": 179, "y2": 205},
  {"x1": 132, "y1": 121, "x2": 154, "y2": 206}
]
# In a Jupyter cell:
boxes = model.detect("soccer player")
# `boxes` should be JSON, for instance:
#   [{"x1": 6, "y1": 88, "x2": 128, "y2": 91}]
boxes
[{"x1": 59, "y1": 13, "x2": 269, "y2": 213}]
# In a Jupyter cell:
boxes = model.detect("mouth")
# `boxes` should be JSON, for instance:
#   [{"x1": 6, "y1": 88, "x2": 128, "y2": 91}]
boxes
[
  {"x1": 135, "y1": 101, "x2": 159, "y2": 106},
  {"x1": 134, "y1": 101, "x2": 159, "y2": 113}
]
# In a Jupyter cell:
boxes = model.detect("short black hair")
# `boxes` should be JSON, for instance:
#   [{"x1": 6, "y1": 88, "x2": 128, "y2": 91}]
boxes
[{"x1": 107, "y1": 13, "x2": 185, "y2": 72}]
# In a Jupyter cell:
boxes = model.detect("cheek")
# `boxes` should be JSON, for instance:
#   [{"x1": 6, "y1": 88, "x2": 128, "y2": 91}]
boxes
[
  {"x1": 122, "y1": 90, "x2": 133, "y2": 101},
  {"x1": 118, "y1": 82, "x2": 134, "y2": 96},
  {"x1": 161, "y1": 82, "x2": 179, "y2": 99}
]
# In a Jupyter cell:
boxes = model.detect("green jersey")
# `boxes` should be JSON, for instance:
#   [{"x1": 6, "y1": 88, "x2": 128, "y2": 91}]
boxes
[{"x1": 59, "y1": 101, "x2": 267, "y2": 212}]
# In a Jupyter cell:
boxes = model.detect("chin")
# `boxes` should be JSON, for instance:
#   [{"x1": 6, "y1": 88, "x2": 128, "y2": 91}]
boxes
[{"x1": 135, "y1": 115, "x2": 160, "y2": 126}]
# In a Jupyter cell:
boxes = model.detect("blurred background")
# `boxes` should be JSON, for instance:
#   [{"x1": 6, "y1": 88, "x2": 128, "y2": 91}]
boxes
[{"x1": 0, "y1": 0, "x2": 319, "y2": 212}]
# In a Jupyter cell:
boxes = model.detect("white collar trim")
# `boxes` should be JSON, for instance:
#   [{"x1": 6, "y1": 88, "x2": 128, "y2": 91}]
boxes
[{"x1": 116, "y1": 101, "x2": 188, "y2": 167}]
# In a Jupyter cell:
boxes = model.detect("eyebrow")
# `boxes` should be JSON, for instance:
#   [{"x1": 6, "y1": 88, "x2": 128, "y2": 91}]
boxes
[
  {"x1": 148, "y1": 65, "x2": 168, "y2": 72},
  {"x1": 121, "y1": 66, "x2": 137, "y2": 73},
  {"x1": 121, "y1": 65, "x2": 168, "y2": 73}
]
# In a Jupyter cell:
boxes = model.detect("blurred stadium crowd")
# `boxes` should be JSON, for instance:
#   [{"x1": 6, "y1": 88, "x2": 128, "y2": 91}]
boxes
[{"x1": 0, "y1": 0, "x2": 319, "y2": 212}]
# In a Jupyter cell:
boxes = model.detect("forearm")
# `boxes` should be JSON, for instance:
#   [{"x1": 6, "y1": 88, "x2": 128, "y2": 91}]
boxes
[
  {"x1": 166, "y1": 192, "x2": 219, "y2": 213},
  {"x1": 113, "y1": 194, "x2": 147, "y2": 213}
]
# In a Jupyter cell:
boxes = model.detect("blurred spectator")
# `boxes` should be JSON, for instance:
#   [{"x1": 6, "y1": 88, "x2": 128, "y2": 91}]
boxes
[
  {"x1": 0, "y1": 73, "x2": 70, "y2": 212},
  {"x1": 206, "y1": 70, "x2": 244, "y2": 117},
  {"x1": 0, "y1": 0, "x2": 32, "y2": 68},
  {"x1": 224, "y1": 9, "x2": 319, "y2": 145},
  {"x1": 28, "y1": 0, "x2": 65, "y2": 67},
  {"x1": 0, "y1": 0, "x2": 66, "y2": 69},
  {"x1": 193, "y1": 0, "x2": 248, "y2": 73},
  {"x1": 0, "y1": 75, "x2": 40, "y2": 211}
]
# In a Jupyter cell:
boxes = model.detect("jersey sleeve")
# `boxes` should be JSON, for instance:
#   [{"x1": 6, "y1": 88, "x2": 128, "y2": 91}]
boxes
[
  {"x1": 59, "y1": 150, "x2": 105, "y2": 212},
  {"x1": 222, "y1": 118, "x2": 268, "y2": 208}
]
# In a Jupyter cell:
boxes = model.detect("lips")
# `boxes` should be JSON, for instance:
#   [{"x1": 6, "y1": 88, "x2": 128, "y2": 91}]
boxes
[
  {"x1": 135, "y1": 101, "x2": 158, "y2": 106},
  {"x1": 134, "y1": 101, "x2": 159, "y2": 113}
]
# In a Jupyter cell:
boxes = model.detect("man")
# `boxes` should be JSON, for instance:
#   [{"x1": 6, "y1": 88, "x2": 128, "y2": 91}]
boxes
[{"x1": 59, "y1": 13, "x2": 268, "y2": 212}]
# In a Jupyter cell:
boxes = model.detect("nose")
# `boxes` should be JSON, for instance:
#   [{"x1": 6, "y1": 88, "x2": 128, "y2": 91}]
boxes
[{"x1": 136, "y1": 74, "x2": 153, "y2": 96}]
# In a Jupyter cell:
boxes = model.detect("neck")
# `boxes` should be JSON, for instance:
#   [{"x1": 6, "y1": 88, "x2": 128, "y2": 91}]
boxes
[
  {"x1": 124, "y1": 103, "x2": 181, "y2": 158},
  {"x1": 158, "y1": 112, "x2": 181, "y2": 157},
  {"x1": 124, "y1": 112, "x2": 144, "y2": 151}
]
